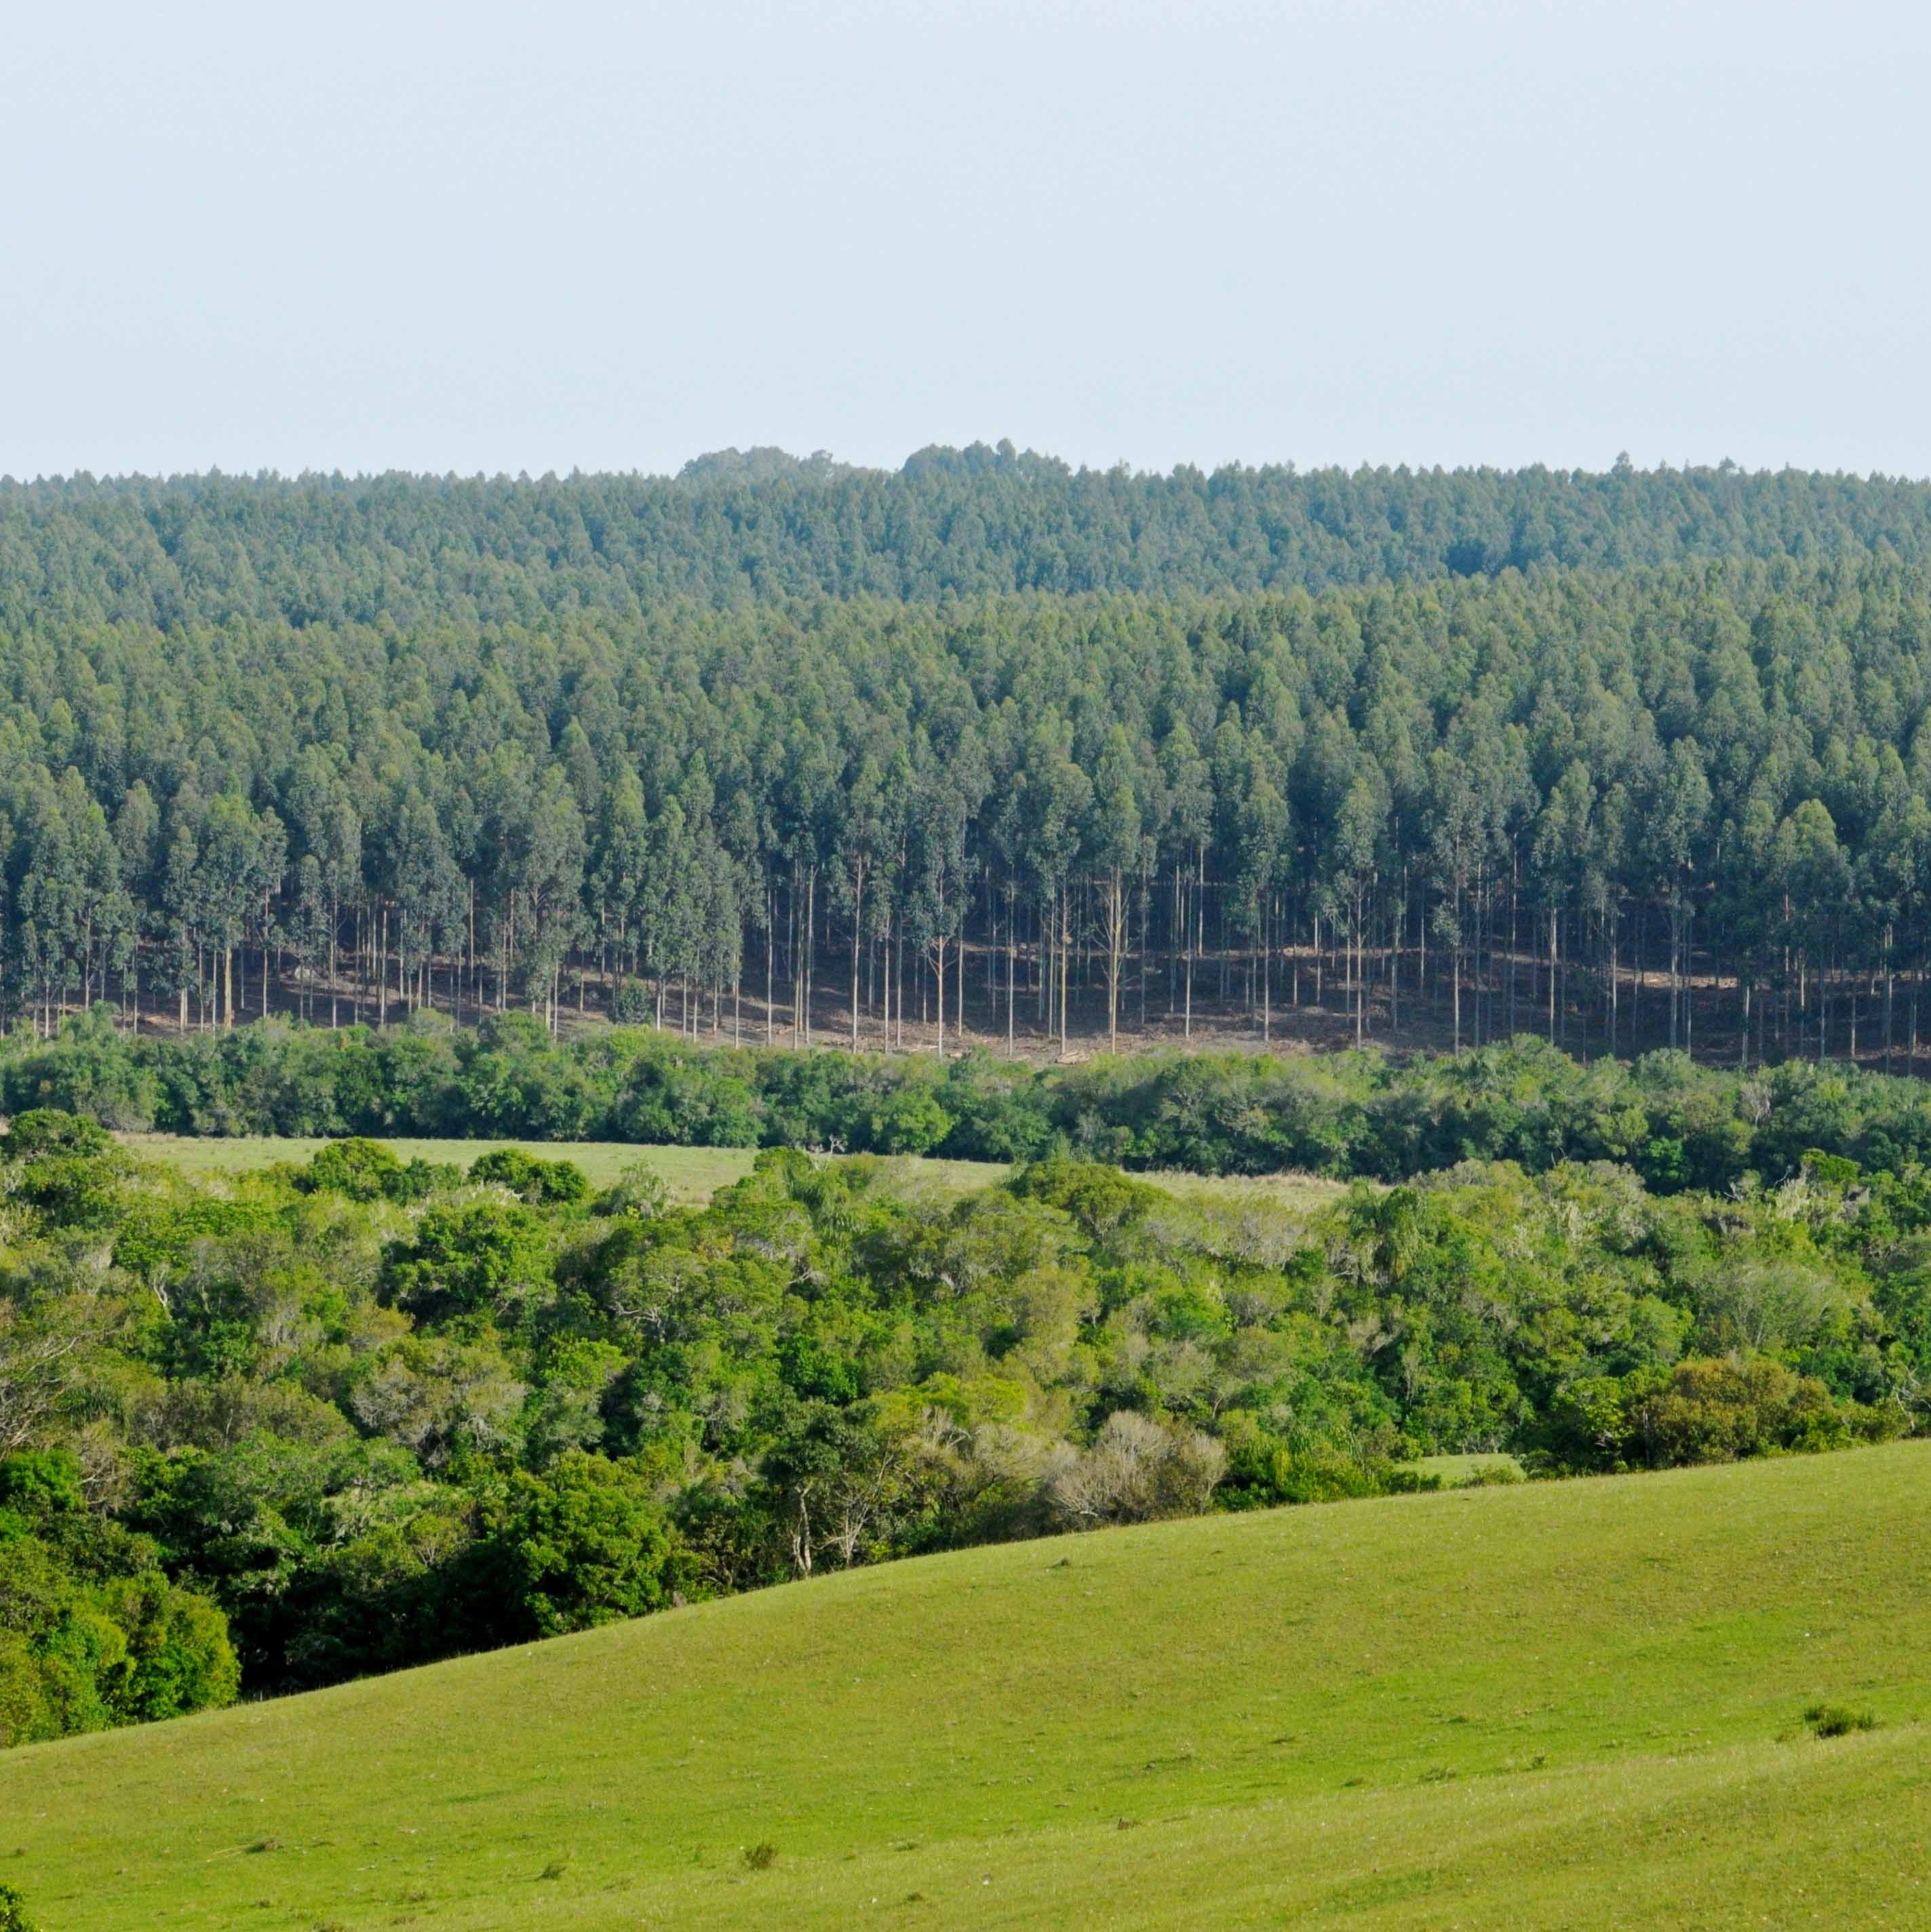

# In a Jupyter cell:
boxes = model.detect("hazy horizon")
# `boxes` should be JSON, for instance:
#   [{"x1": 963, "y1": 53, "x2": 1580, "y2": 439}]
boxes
[{"x1": 8, "y1": 0, "x2": 1930, "y2": 480}]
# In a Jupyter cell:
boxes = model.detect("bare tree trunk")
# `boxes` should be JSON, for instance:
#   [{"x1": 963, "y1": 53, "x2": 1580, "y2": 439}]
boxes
[
  {"x1": 1059, "y1": 889, "x2": 1071, "y2": 1055},
  {"x1": 1007, "y1": 881, "x2": 1016, "y2": 1056},
  {"x1": 851, "y1": 872, "x2": 862, "y2": 1049},
  {"x1": 1548, "y1": 906, "x2": 1558, "y2": 1043}
]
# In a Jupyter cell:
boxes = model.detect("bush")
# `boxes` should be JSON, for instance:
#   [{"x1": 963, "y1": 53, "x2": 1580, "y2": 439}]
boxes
[
  {"x1": 0, "y1": 1882, "x2": 39, "y2": 1932},
  {"x1": 1049, "y1": 1412, "x2": 1226, "y2": 1527},
  {"x1": 469, "y1": 1147, "x2": 591, "y2": 1205},
  {"x1": 470, "y1": 1451, "x2": 675, "y2": 1640},
  {"x1": 1452, "y1": 1461, "x2": 1525, "y2": 1488},
  {"x1": 1010, "y1": 1157, "x2": 1160, "y2": 1238},
  {"x1": 301, "y1": 1136, "x2": 406, "y2": 1203},
  {"x1": 1628, "y1": 1359, "x2": 1843, "y2": 1468},
  {"x1": 1803, "y1": 1702, "x2": 1877, "y2": 1738},
  {"x1": 0, "y1": 1107, "x2": 129, "y2": 1226},
  {"x1": 0, "y1": 1448, "x2": 86, "y2": 1515},
  {"x1": 0, "y1": 1514, "x2": 237, "y2": 1745},
  {"x1": 593, "y1": 1161, "x2": 669, "y2": 1220},
  {"x1": 1, "y1": 1107, "x2": 111, "y2": 1163},
  {"x1": 1220, "y1": 1442, "x2": 1405, "y2": 1507},
  {"x1": 383, "y1": 1199, "x2": 553, "y2": 1318},
  {"x1": 99, "y1": 1572, "x2": 242, "y2": 1723},
  {"x1": 863, "y1": 1085, "x2": 954, "y2": 1156}
]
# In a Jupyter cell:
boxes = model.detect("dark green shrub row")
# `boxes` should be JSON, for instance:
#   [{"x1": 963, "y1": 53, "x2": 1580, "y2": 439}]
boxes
[{"x1": 12, "y1": 1011, "x2": 1931, "y2": 1192}]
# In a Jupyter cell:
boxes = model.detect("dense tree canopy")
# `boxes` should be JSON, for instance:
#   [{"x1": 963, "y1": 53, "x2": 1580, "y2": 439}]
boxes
[
  {"x1": 6, "y1": 465, "x2": 1931, "y2": 1066},
  {"x1": 11, "y1": 452, "x2": 1931, "y2": 623},
  {"x1": 2, "y1": 1112, "x2": 1921, "y2": 1750}
]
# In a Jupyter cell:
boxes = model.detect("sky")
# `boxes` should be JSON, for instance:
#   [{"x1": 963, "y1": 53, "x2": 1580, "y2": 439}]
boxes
[{"x1": 5, "y1": 0, "x2": 1929, "y2": 480}]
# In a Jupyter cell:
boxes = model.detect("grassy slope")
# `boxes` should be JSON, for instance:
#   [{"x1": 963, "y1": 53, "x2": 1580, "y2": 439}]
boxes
[
  {"x1": 7, "y1": 1444, "x2": 1929, "y2": 1930},
  {"x1": 116, "y1": 1132, "x2": 1346, "y2": 1213},
  {"x1": 116, "y1": 1135, "x2": 756, "y2": 1204}
]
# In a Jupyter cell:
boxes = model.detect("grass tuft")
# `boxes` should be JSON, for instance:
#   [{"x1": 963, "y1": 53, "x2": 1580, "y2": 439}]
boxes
[{"x1": 1803, "y1": 1703, "x2": 1879, "y2": 1738}]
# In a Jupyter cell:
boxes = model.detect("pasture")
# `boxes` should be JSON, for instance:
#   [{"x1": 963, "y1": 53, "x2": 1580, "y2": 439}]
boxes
[
  {"x1": 5, "y1": 1442, "x2": 1925, "y2": 1929},
  {"x1": 117, "y1": 1132, "x2": 1348, "y2": 1214}
]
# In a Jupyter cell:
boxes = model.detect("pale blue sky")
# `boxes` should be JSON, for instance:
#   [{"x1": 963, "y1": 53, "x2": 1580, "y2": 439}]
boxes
[{"x1": 5, "y1": 0, "x2": 1928, "y2": 479}]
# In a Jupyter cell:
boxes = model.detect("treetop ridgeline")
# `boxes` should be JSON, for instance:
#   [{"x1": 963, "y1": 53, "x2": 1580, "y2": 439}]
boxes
[
  {"x1": 5, "y1": 450, "x2": 1931, "y2": 1065},
  {"x1": 6, "y1": 449, "x2": 1931, "y2": 623}
]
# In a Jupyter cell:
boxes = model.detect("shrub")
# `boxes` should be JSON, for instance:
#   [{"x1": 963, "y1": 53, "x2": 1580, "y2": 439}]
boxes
[
  {"x1": 99, "y1": 1572, "x2": 242, "y2": 1723},
  {"x1": 0, "y1": 1882, "x2": 39, "y2": 1932},
  {"x1": 864, "y1": 1085, "x2": 954, "y2": 1156},
  {"x1": 1628, "y1": 1358, "x2": 1843, "y2": 1467},
  {"x1": 1049, "y1": 1412, "x2": 1226, "y2": 1528},
  {"x1": 1453, "y1": 1461, "x2": 1525, "y2": 1488},
  {"x1": 1, "y1": 1107, "x2": 111, "y2": 1163},
  {"x1": 0, "y1": 1448, "x2": 86, "y2": 1515},
  {"x1": 593, "y1": 1161, "x2": 668, "y2": 1220},
  {"x1": 1803, "y1": 1702, "x2": 1877, "y2": 1738},
  {"x1": 470, "y1": 1451, "x2": 674, "y2": 1640},
  {"x1": 0, "y1": 1107, "x2": 129, "y2": 1226},
  {"x1": 300, "y1": 1136, "x2": 406, "y2": 1202},
  {"x1": 1219, "y1": 1441, "x2": 1395, "y2": 1507},
  {"x1": 382, "y1": 1199, "x2": 552, "y2": 1317},
  {"x1": 469, "y1": 1147, "x2": 590, "y2": 1205},
  {"x1": 1010, "y1": 1156, "x2": 1160, "y2": 1238}
]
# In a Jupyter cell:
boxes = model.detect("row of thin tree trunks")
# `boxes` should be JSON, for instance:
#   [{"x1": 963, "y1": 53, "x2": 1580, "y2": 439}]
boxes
[{"x1": 31, "y1": 870, "x2": 1931, "y2": 1077}]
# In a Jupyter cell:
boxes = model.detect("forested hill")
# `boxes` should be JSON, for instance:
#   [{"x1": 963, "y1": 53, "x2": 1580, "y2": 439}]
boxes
[
  {"x1": 5, "y1": 450, "x2": 1931, "y2": 625},
  {"x1": 12, "y1": 450, "x2": 1931, "y2": 1067}
]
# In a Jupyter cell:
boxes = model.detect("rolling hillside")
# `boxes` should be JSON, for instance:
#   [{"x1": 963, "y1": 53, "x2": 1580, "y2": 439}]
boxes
[{"x1": 5, "y1": 1444, "x2": 1928, "y2": 1929}]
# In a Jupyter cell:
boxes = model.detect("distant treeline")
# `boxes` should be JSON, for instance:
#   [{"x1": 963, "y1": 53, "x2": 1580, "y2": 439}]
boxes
[
  {"x1": 11, "y1": 1016, "x2": 1931, "y2": 1195},
  {"x1": 6, "y1": 452, "x2": 1931, "y2": 621}
]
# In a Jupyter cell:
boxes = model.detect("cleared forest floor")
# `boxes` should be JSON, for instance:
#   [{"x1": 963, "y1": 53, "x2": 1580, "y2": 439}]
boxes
[{"x1": 73, "y1": 935, "x2": 1928, "y2": 1079}]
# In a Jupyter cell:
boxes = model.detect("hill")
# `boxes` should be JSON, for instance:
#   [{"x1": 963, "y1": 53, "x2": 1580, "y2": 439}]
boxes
[
  {"x1": 13, "y1": 477, "x2": 1931, "y2": 1065},
  {"x1": 5, "y1": 1442, "x2": 1927, "y2": 1930}
]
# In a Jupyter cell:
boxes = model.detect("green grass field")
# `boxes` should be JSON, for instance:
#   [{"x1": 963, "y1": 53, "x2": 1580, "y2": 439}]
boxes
[
  {"x1": 6, "y1": 1442, "x2": 1928, "y2": 1929},
  {"x1": 1413, "y1": 1450, "x2": 1526, "y2": 1484},
  {"x1": 117, "y1": 1134, "x2": 761, "y2": 1205},
  {"x1": 116, "y1": 1132, "x2": 1347, "y2": 1215}
]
